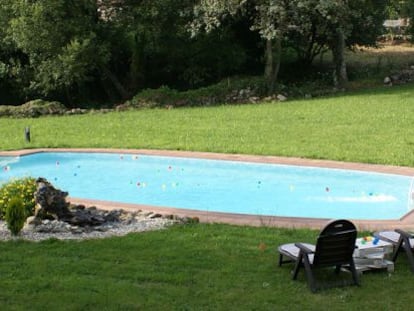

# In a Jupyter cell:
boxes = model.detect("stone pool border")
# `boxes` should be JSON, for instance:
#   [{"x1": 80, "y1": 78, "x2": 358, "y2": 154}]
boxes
[{"x1": 2, "y1": 148, "x2": 414, "y2": 231}]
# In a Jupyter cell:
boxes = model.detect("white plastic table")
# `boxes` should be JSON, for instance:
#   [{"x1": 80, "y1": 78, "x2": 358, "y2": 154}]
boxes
[{"x1": 353, "y1": 237, "x2": 394, "y2": 273}]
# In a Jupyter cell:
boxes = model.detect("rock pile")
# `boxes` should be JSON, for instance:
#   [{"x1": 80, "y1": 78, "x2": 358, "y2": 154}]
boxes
[
  {"x1": 0, "y1": 210, "x2": 177, "y2": 241},
  {"x1": 0, "y1": 178, "x2": 198, "y2": 241},
  {"x1": 384, "y1": 66, "x2": 414, "y2": 86}
]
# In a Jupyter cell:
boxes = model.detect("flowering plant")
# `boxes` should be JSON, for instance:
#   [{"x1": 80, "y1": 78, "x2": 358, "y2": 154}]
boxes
[{"x1": 0, "y1": 177, "x2": 36, "y2": 219}]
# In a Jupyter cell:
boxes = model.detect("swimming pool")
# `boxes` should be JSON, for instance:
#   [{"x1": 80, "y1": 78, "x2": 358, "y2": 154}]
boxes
[{"x1": 1, "y1": 152, "x2": 413, "y2": 220}]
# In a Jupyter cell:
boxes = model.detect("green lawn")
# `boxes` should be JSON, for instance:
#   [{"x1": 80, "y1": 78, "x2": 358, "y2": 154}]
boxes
[
  {"x1": 1, "y1": 224, "x2": 413, "y2": 311},
  {"x1": 1, "y1": 84, "x2": 414, "y2": 310},
  {"x1": 2, "y1": 84, "x2": 414, "y2": 166}
]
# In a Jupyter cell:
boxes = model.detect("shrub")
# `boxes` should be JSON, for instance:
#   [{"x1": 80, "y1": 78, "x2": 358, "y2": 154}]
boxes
[
  {"x1": 0, "y1": 99, "x2": 66, "y2": 118},
  {"x1": 5, "y1": 197, "x2": 27, "y2": 236},
  {"x1": 0, "y1": 177, "x2": 37, "y2": 219},
  {"x1": 125, "y1": 76, "x2": 269, "y2": 109}
]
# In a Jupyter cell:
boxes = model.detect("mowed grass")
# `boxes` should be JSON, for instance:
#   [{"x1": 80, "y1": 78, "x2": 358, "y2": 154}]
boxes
[
  {"x1": 2, "y1": 84, "x2": 414, "y2": 166},
  {"x1": 2, "y1": 84, "x2": 414, "y2": 309},
  {"x1": 1, "y1": 224, "x2": 414, "y2": 311}
]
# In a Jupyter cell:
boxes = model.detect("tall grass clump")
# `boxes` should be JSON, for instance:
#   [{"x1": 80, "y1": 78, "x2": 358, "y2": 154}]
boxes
[
  {"x1": 4, "y1": 196, "x2": 27, "y2": 236},
  {"x1": 0, "y1": 177, "x2": 36, "y2": 218}
]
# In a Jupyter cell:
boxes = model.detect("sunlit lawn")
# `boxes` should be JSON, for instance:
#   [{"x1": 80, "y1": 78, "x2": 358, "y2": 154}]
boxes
[{"x1": 1, "y1": 84, "x2": 414, "y2": 166}]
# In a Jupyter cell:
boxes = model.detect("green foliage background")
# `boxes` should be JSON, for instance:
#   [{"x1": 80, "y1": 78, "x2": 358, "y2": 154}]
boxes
[{"x1": 0, "y1": 0, "x2": 405, "y2": 107}]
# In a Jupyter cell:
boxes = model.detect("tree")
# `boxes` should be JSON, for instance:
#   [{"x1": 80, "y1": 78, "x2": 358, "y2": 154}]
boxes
[
  {"x1": 102, "y1": 0, "x2": 254, "y2": 92},
  {"x1": 314, "y1": 0, "x2": 353, "y2": 87},
  {"x1": 0, "y1": 1, "x2": 28, "y2": 104},
  {"x1": 191, "y1": 0, "x2": 388, "y2": 90},
  {"x1": 191, "y1": 0, "x2": 301, "y2": 92},
  {"x1": 288, "y1": 0, "x2": 387, "y2": 66},
  {"x1": 396, "y1": 0, "x2": 414, "y2": 39},
  {"x1": 5, "y1": 0, "x2": 114, "y2": 104},
  {"x1": 0, "y1": 0, "x2": 135, "y2": 105},
  {"x1": 347, "y1": 0, "x2": 388, "y2": 47}
]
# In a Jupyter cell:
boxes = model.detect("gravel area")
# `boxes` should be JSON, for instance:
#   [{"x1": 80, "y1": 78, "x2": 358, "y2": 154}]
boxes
[{"x1": 0, "y1": 217, "x2": 176, "y2": 242}]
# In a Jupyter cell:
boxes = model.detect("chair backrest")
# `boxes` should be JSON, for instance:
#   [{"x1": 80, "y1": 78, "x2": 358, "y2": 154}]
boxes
[{"x1": 313, "y1": 219, "x2": 357, "y2": 267}]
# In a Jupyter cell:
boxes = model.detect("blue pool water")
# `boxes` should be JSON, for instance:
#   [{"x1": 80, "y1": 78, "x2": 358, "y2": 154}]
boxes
[{"x1": 1, "y1": 152, "x2": 413, "y2": 220}]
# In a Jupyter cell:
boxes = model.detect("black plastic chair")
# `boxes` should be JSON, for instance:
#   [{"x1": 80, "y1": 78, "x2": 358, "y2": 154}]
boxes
[
  {"x1": 278, "y1": 219, "x2": 359, "y2": 292},
  {"x1": 376, "y1": 229, "x2": 414, "y2": 272}
]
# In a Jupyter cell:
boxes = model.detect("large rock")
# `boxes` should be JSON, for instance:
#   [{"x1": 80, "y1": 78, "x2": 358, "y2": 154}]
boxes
[
  {"x1": 33, "y1": 178, "x2": 118, "y2": 227},
  {"x1": 64, "y1": 205, "x2": 123, "y2": 227},
  {"x1": 34, "y1": 177, "x2": 71, "y2": 220}
]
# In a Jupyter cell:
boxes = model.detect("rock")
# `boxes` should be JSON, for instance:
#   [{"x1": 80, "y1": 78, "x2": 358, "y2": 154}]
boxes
[
  {"x1": 390, "y1": 74, "x2": 400, "y2": 81},
  {"x1": 385, "y1": 67, "x2": 414, "y2": 85},
  {"x1": 149, "y1": 213, "x2": 163, "y2": 219},
  {"x1": 19, "y1": 99, "x2": 66, "y2": 118},
  {"x1": 25, "y1": 215, "x2": 41, "y2": 226},
  {"x1": 276, "y1": 94, "x2": 288, "y2": 101},
  {"x1": 65, "y1": 108, "x2": 87, "y2": 115},
  {"x1": 35, "y1": 219, "x2": 71, "y2": 233},
  {"x1": 115, "y1": 104, "x2": 129, "y2": 111},
  {"x1": 384, "y1": 76, "x2": 392, "y2": 85},
  {"x1": 63, "y1": 205, "x2": 107, "y2": 226},
  {"x1": 70, "y1": 227, "x2": 84, "y2": 234},
  {"x1": 262, "y1": 96, "x2": 274, "y2": 102},
  {"x1": 34, "y1": 177, "x2": 71, "y2": 220},
  {"x1": 33, "y1": 178, "x2": 120, "y2": 227}
]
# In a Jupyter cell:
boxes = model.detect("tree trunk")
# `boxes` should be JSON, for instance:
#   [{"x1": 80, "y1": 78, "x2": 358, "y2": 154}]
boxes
[
  {"x1": 264, "y1": 37, "x2": 281, "y2": 94},
  {"x1": 129, "y1": 33, "x2": 146, "y2": 93},
  {"x1": 102, "y1": 67, "x2": 130, "y2": 100},
  {"x1": 331, "y1": 28, "x2": 348, "y2": 88},
  {"x1": 65, "y1": 85, "x2": 74, "y2": 108}
]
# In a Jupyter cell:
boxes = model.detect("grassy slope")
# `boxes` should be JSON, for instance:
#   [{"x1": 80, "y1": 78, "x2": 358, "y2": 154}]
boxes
[{"x1": 2, "y1": 84, "x2": 414, "y2": 166}]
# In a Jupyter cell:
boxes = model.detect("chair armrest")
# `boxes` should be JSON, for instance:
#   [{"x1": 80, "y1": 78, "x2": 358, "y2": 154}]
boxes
[
  {"x1": 295, "y1": 242, "x2": 315, "y2": 255},
  {"x1": 395, "y1": 229, "x2": 413, "y2": 239}
]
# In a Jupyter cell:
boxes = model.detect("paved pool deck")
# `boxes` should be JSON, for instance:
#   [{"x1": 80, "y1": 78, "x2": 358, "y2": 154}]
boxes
[{"x1": 2, "y1": 148, "x2": 414, "y2": 231}]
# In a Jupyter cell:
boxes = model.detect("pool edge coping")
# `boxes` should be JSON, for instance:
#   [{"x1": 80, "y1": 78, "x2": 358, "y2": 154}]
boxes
[{"x1": 2, "y1": 148, "x2": 414, "y2": 231}]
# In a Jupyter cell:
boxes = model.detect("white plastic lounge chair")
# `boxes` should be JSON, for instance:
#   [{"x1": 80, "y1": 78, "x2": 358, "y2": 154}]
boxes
[{"x1": 375, "y1": 229, "x2": 414, "y2": 272}]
